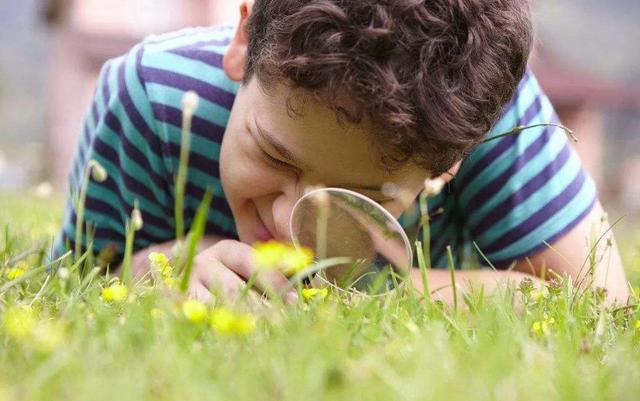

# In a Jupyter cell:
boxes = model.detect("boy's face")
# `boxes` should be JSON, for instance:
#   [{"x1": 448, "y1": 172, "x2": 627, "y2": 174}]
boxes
[{"x1": 219, "y1": 77, "x2": 429, "y2": 245}]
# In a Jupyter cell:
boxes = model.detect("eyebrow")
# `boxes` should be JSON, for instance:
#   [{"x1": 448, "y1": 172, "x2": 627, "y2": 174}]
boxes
[
  {"x1": 253, "y1": 117, "x2": 388, "y2": 196},
  {"x1": 253, "y1": 117, "x2": 308, "y2": 170}
]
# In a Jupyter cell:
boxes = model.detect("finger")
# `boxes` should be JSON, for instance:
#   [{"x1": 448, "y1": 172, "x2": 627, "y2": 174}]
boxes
[
  {"x1": 188, "y1": 281, "x2": 213, "y2": 303},
  {"x1": 193, "y1": 258, "x2": 245, "y2": 302},
  {"x1": 210, "y1": 240, "x2": 297, "y2": 299}
]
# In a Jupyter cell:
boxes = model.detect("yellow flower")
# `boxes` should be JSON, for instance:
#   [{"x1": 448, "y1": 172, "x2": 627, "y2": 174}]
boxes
[
  {"x1": 635, "y1": 320, "x2": 640, "y2": 330},
  {"x1": 253, "y1": 241, "x2": 288, "y2": 269},
  {"x1": 281, "y1": 246, "x2": 314, "y2": 276},
  {"x1": 101, "y1": 282, "x2": 128, "y2": 303},
  {"x1": 210, "y1": 307, "x2": 256, "y2": 336},
  {"x1": 253, "y1": 241, "x2": 314, "y2": 276},
  {"x1": 163, "y1": 277, "x2": 177, "y2": 287},
  {"x1": 149, "y1": 252, "x2": 173, "y2": 277},
  {"x1": 531, "y1": 289, "x2": 547, "y2": 302},
  {"x1": 301, "y1": 287, "x2": 329, "y2": 301},
  {"x1": 234, "y1": 313, "x2": 257, "y2": 335},
  {"x1": 210, "y1": 308, "x2": 235, "y2": 334},
  {"x1": 182, "y1": 300, "x2": 208, "y2": 323},
  {"x1": 4, "y1": 267, "x2": 25, "y2": 280},
  {"x1": 531, "y1": 318, "x2": 553, "y2": 336},
  {"x1": 3, "y1": 306, "x2": 36, "y2": 339}
]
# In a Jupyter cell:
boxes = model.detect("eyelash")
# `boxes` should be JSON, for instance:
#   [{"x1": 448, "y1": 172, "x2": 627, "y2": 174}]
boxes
[{"x1": 260, "y1": 148, "x2": 292, "y2": 169}]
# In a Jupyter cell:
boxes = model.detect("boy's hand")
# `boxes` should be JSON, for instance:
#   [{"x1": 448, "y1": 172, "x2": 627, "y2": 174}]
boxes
[{"x1": 188, "y1": 239, "x2": 298, "y2": 304}]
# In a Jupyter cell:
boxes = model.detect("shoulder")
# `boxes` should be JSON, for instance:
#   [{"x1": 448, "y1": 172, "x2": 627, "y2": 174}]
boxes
[{"x1": 135, "y1": 26, "x2": 241, "y2": 111}]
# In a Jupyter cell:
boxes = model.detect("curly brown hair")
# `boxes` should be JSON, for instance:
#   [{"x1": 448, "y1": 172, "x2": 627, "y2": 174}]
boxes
[{"x1": 245, "y1": 0, "x2": 533, "y2": 175}]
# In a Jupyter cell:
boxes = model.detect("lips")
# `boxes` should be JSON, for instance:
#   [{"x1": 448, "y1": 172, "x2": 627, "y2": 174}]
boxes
[{"x1": 255, "y1": 213, "x2": 275, "y2": 242}]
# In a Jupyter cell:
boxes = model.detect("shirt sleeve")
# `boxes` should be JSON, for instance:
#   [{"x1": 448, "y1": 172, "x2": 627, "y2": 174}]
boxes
[
  {"x1": 453, "y1": 69, "x2": 598, "y2": 267},
  {"x1": 52, "y1": 43, "x2": 175, "y2": 265}
]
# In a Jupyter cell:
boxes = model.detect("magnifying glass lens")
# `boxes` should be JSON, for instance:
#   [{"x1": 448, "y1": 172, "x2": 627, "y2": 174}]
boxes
[{"x1": 289, "y1": 188, "x2": 413, "y2": 295}]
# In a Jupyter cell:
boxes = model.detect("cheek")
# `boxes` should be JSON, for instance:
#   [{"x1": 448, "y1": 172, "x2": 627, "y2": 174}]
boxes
[{"x1": 220, "y1": 131, "x2": 282, "y2": 202}]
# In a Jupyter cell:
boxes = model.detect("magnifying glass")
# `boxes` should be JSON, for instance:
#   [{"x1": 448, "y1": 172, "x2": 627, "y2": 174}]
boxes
[{"x1": 289, "y1": 187, "x2": 413, "y2": 295}]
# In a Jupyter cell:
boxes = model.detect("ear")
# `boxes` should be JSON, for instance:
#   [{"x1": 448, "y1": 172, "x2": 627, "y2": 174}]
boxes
[
  {"x1": 223, "y1": 1, "x2": 253, "y2": 82},
  {"x1": 439, "y1": 160, "x2": 462, "y2": 184}
]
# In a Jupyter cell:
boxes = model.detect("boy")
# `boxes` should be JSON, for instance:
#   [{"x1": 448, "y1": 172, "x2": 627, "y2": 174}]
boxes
[{"x1": 54, "y1": 0, "x2": 628, "y2": 304}]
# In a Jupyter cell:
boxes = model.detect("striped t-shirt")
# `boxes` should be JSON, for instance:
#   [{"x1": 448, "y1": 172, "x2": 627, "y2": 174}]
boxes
[{"x1": 53, "y1": 26, "x2": 597, "y2": 269}]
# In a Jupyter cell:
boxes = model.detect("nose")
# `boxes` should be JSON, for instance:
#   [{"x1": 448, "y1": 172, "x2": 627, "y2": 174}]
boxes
[{"x1": 271, "y1": 181, "x2": 303, "y2": 242}]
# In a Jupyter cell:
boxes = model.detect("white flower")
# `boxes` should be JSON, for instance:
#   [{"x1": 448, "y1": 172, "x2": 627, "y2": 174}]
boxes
[{"x1": 423, "y1": 177, "x2": 445, "y2": 197}]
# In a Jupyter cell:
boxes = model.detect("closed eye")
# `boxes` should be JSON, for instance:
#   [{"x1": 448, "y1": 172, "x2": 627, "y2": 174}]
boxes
[{"x1": 260, "y1": 147, "x2": 294, "y2": 169}]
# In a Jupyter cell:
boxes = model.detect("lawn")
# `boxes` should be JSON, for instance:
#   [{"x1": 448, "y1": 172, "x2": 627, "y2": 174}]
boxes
[{"x1": 0, "y1": 192, "x2": 639, "y2": 401}]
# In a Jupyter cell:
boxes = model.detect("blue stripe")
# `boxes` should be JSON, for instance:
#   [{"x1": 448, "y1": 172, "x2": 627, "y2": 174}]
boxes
[
  {"x1": 465, "y1": 120, "x2": 567, "y2": 229},
  {"x1": 166, "y1": 48, "x2": 225, "y2": 72},
  {"x1": 151, "y1": 102, "x2": 225, "y2": 158},
  {"x1": 480, "y1": 161, "x2": 592, "y2": 255},
  {"x1": 469, "y1": 138, "x2": 572, "y2": 237},
  {"x1": 141, "y1": 65, "x2": 237, "y2": 110},
  {"x1": 457, "y1": 94, "x2": 553, "y2": 207},
  {"x1": 455, "y1": 71, "x2": 536, "y2": 179},
  {"x1": 486, "y1": 174, "x2": 596, "y2": 262},
  {"x1": 147, "y1": 83, "x2": 233, "y2": 129}
]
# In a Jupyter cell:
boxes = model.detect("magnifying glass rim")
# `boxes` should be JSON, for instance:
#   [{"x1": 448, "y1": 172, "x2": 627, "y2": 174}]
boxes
[{"x1": 289, "y1": 186, "x2": 414, "y2": 270}]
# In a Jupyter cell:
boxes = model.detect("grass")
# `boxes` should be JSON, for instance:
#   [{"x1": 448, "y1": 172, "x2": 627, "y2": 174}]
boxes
[{"x1": 0, "y1": 192, "x2": 640, "y2": 401}]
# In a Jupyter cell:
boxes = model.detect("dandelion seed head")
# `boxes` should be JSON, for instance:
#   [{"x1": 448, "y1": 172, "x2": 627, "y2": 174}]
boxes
[
  {"x1": 423, "y1": 177, "x2": 445, "y2": 197},
  {"x1": 57, "y1": 267, "x2": 70, "y2": 280},
  {"x1": 88, "y1": 160, "x2": 108, "y2": 182},
  {"x1": 182, "y1": 91, "x2": 200, "y2": 114},
  {"x1": 131, "y1": 207, "x2": 143, "y2": 231}
]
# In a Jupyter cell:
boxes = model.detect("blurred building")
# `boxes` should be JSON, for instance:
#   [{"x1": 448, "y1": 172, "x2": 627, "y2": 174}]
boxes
[
  {"x1": 44, "y1": 0, "x2": 640, "y2": 209},
  {"x1": 530, "y1": 51, "x2": 640, "y2": 202},
  {"x1": 45, "y1": 0, "x2": 243, "y2": 187}
]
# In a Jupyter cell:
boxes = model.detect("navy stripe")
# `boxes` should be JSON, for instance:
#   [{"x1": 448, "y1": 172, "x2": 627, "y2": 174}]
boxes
[
  {"x1": 180, "y1": 178, "x2": 234, "y2": 222},
  {"x1": 90, "y1": 98, "x2": 100, "y2": 129},
  {"x1": 151, "y1": 102, "x2": 226, "y2": 142},
  {"x1": 70, "y1": 194, "x2": 171, "y2": 245},
  {"x1": 86, "y1": 177, "x2": 171, "y2": 239},
  {"x1": 61, "y1": 226, "x2": 127, "y2": 259},
  {"x1": 166, "y1": 48, "x2": 225, "y2": 70},
  {"x1": 491, "y1": 198, "x2": 596, "y2": 267},
  {"x1": 141, "y1": 66, "x2": 236, "y2": 110},
  {"x1": 93, "y1": 135, "x2": 170, "y2": 213},
  {"x1": 464, "y1": 118, "x2": 559, "y2": 215},
  {"x1": 424, "y1": 201, "x2": 457, "y2": 262},
  {"x1": 457, "y1": 76, "x2": 540, "y2": 188},
  {"x1": 116, "y1": 48, "x2": 168, "y2": 176},
  {"x1": 204, "y1": 222, "x2": 238, "y2": 240},
  {"x1": 101, "y1": 108, "x2": 172, "y2": 206},
  {"x1": 165, "y1": 141, "x2": 221, "y2": 177},
  {"x1": 64, "y1": 215, "x2": 157, "y2": 265},
  {"x1": 470, "y1": 141, "x2": 572, "y2": 237},
  {"x1": 481, "y1": 169, "x2": 588, "y2": 254},
  {"x1": 101, "y1": 62, "x2": 113, "y2": 107}
]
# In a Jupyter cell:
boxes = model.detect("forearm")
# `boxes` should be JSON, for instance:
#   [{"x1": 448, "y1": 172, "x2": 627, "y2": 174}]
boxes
[{"x1": 409, "y1": 268, "x2": 543, "y2": 305}]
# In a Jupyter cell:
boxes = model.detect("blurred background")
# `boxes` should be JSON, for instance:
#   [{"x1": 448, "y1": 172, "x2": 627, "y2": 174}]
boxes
[{"x1": 1, "y1": 0, "x2": 639, "y2": 218}]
